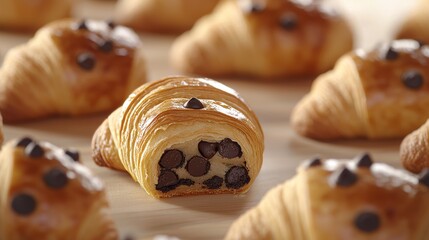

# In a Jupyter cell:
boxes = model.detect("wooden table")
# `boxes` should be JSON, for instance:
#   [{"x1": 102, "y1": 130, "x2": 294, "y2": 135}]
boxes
[{"x1": 0, "y1": 0, "x2": 420, "y2": 239}]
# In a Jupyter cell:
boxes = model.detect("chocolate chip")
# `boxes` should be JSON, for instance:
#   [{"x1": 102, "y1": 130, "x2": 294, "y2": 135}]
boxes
[
  {"x1": 156, "y1": 170, "x2": 179, "y2": 191},
  {"x1": 354, "y1": 212, "x2": 381, "y2": 233},
  {"x1": 198, "y1": 141, "x2": 218, "y2": 159},
  {"x1": 418, "y1": 169, "x2": 429, "y2": 187},
  {"x1": 219, "y1": 138, "x2": 242, "y2": 159},
  {"x1": 159, "y1": 149, "x2": 184, "y2": 169},
  {"x1": 43, "y1": 168, "x2": 69, "y2": 189},
  {"x1": 77, "y1": 52, "x2": 96, "y2": 71},
  {"x1": 75, "y1": 20, "x2": 88, "y2": 30},
  {"x1": 184, "y1": 97, "x2": 204, "y2": 109},
  {"x1": 305, "y1": 158, "x2": 322, "y2": 168},
  {"x1": 16, "y1": 137, "x2": 33, "y2": 148},
  {"x1": 243, "y1": 3, "x2": 265, "y2": 13},
  {"x1": 65, "y1": 150, "x2": 80, "y2": 162},
  {"x1": 355, "y1": 153, "x2": 373, "y2": 168},
  {"x1": 329, "y1": 167, "x2": 357, "y2": 187},
  {"x1": 99, "y1": 40, "x2": 114, "y2": 52},
  {"x1": 203, "y1": 176, "x2": 224, "y2": 189},
  {"x1": 383, "y1": 47, "x2": 398, "y2": 60},
  {"x1": 25, "y1": 142, "x2": 44, "y2": 158},
  {"x1": 280, "y1": 13, "x2": 297, "y2": 30},
  {"x1": 11, "y1": 193, "x2": 37, "y2": 216},
  {"x1": 186, "y1": 156, "x2": 210, "y2": 177},
  {"x1": 402, "y1": 70, "x2": 423, "y2": 89},
  {"x1": 107, "y1": 20, "x2": 116, "y2": 29},
  {"x1": 178, "y1": 179, "x2": 195, "y2": 186},
  {"x1": 225, "y1": 166, "x2": 250, "y2": 189}
]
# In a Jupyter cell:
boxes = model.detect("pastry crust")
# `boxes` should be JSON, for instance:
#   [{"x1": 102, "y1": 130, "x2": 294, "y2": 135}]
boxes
[
  {"x1": 0, "y1": 0, "x2": 73, "y2": 31},
  {"x1": 0, "y1": 19, "x2": 147, "y2": 123},
  {"x1": 92, "y1": 76, "x2": 264, "y2": 198},
  {"x1": 170, "y1": 0, "x2": 353, "y2": 78},
  {"x1": 0, "y1": 138, "x2": 117, "y2": 240},
  {"x1": 115, "y1": 0, "x2": 220, "y2": 33},
  {"x1": 225, "y1": 155, "x2": 429, "y2": 240},
  {"x1": 291, "y1": 39, "x2": 429, "y2": 140},
  {"x1": 396, "y1": 0, "x2": 429, "y2": 43},
  {"x1": 400, "y1": 119, "x2": 429, "y2": 173}
]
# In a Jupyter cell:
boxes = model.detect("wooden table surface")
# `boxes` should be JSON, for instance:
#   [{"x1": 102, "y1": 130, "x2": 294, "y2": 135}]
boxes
[{"x1": 0, "y1": 0, "x2": 420, "y2": 239}]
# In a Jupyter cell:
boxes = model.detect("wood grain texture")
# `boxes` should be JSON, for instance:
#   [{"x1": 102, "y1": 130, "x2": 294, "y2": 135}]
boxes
[{"x1": 0, "y1": 0, "x2": 418, "y2": 239}]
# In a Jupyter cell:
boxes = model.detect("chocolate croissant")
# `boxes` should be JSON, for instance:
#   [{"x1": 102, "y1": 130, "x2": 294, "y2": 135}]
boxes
[
  {"x1": 92, "y1": 76, "x2": 264, "y2": 198},
  {"x1": 400, "y1": 119, "x2": 429, "y2": 173},
  {"x1": 0, "y1": 0, "x2": 73, "y2": 31},
  {"x1": 292, "y1": 39, "x2": 429, "y2": 140},
  {"x1": 0, "y1": 19, "x2": 146, "y2": 123},
  {"x1": 396, "y1": 0, "x2": 429, "y2": 44},
  {"x1": 0, "y1": 137, "x2": 117, "y2": 240},
  {"x1": 115, "y1": 0, "x2": 220, "y2": 33},
  {"x1": 226, "y1": 154, "x2": 429, "y2": 240},
  {"x1": 170, "y1": 0, "x2": 353, "y2": 78}
]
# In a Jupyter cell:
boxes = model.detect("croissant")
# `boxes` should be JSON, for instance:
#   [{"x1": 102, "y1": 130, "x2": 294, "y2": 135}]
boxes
[
  {"x1": 92, "y1": 76, "x2": 264, "y2": 198},
  {"x1": 225, "y1": 154, "x2": 429, "y2": 240},
  {"x1": 0, "y1": 137, "x2": 118, "y2": 240},
  {"x1": 396, "y1": 0, "x2": 429, "y2": 43},
  {"x1": 0, "y1": 19, "x2": 147, "y2": 123},
  {"x1": 170, "y1": 0, "x2": 353, "y2": 78},
  {"x1": 115, "y1": 0, "x2": 220, "y2": 33},
  {"x1": 0, "y1": 0, "x2": 73, "y2": 31},
  {"x1": 291, "y1": 39, "x2": 429, "y2": 140}
]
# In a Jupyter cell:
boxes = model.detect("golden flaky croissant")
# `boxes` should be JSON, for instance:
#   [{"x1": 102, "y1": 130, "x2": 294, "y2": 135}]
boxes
[
  {"x1": 170, "y1": 0, "x2": 353, "y2": 78},
  {"x1": 396, "y1": 0, "x2": 429, "y2": 43},
  {"x1": 92, "y1": 76, "x2": 264, "y2": 198},
  {"x1": 0, "y1": 0, "x2": 73, "y2": 31},
  {"x1": 292, "y1": 39, "x2": 429, "y2": 140},
  {"x1": 0, "y1": 19, "x2": 146, "y2": 123},
  {"x1": 115, "y1": 0, "x2": 220, "y2": 33},
  {"x1": 0, "y1": 137, "x2": 117, "y2": 240},
  {"x1": 226, "y1": 154, "x2": 429, "y2": 240},
  {"x1": 400, "y1": 119, "x2": 429, "y2": 173}
]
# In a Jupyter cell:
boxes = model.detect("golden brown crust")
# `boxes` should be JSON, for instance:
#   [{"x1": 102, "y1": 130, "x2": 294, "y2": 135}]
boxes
[
  {"x1": 0, "y1": 19, "x2": 147, "y2": 123},
  {"x1": 400, "y1": 120, "x2": 429, "y2": 173},
  {"x1": 0, "y1": 139, "x2": 117, "y2": 239},
  {"x1": 292, "y1": 39, "x2": 429, "y2": 140},
  {"x1": 0, "y1": 0, "x2": 73, "y2": 31},
  {"x1": 170, "y1": 0, "x2": 353, "y2": 78},
  {"x1": 92, "y1": 76, "x2": 264, "y2": 198},
  {"x1": 226, "y1": 156, "x2": 429, "y2": 239},
  {"x1": 396, "y1": 0, "x2": 429, "y2": 43},
  {"x1": 115, "y1": 0, "x2": 220, "y2": 33}
]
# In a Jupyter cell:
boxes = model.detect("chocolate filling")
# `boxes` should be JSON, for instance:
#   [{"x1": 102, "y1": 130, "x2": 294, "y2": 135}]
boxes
[
  {"x1": 354, "y1": 212, "x2": 381, "y2": 233},
  {"x1": 280, "y1": 13, "x2": 297, "y2": 30},
  {"x1": 25, "y1": 142, "x2": 44, "y2": 158},
  {"x1": 156, "y1": 170, "x2": 179, "y2": 192},
  {"x1": 77, "y1": 52, "x2": 96, "y2": 71},
  {"x1": 225, "y1": 166, "x2": 250, "y2": 189},
  {"x1": 43, "y1": 168, "x2": 69, "y2": 189},
  {"x1": 65, "y1": 150, "x2": 80, "y2": 162},
  {"x1": 16, "y1": 137, "x2": 33, "y2": 148},
  {"x1": 184, "y1": 98, "x2": 204, "y2": 109},
  {"x1": 203, "y1": 176, "x2": 224, "y2": 189},
  {"x1": 219, "y1": 138, "x2": 242, "y2": 159},
  {"x1": 198, "y1": 141, "x2": 218, "y2": 159},
  {"x1": 186, "y1": 156, "x2": 210, "y2": 177},
  {"x1": 11, "y1": 193, "x2": 37, "y2": 216},
  {"x1": 402, "y1": 70, "x2": 423, "y2": 89},
  {"x1": 178, "y1": 179, "x2": 195, "y2": 186},
  {"x1": 159, "y1": 149, "x2": 184, "y2": 169},
  {"x1": 330, "y1": 167, "x2": 357, "y2": 187}
]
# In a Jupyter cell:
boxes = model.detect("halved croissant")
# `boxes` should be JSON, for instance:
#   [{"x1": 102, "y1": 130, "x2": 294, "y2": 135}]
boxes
[
  {"x1": 92, "y1": 76, "x2": 264, "y2": 198},
  {"x1": 0, "y1": 138, "x2": 117, "y2": 240},
  {"x1": 226, "y1": 154, "x2": 429, "y2": 240},
  {"x1": 115, "y1": 0, "x2": 220, "y2": 33},
  {"x1": 291, "y1": 39, "x2": 429, "y2": 140},
  {"x1": 396, "y1": 0, "x2": 429, "y2": 43},
  {"x1": 400, "y1": 119, "x2": 429, "y2": 173},
  {"x1": 0, "y1": 0, "x2": 73, "y2": 31},
  {"x1": 0, "y1": 19, "x2": 147, "y2": 123},
  {"x1": 170, "y1": 0, "x2": 353, "y2": 78}
]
